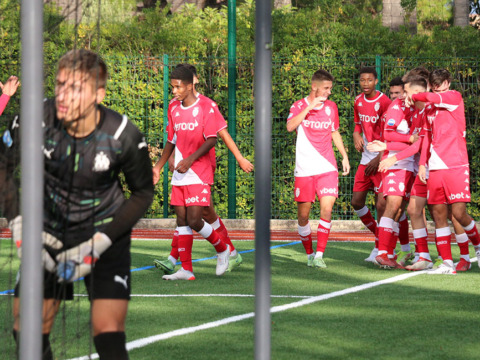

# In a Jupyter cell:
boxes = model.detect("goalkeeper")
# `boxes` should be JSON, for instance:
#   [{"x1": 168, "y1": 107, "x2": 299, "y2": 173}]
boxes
[{"x1": 9, "y1": 50, "x2": 153, "y2": 360}]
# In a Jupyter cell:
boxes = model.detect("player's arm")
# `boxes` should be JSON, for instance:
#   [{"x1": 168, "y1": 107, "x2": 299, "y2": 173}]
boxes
[
  {"x1": 176, "y1": 137, "x2": 216, "y2": 173},
  {"x1": 153, "y1": 142, "x2": 175, "y2": 185},
  {"x1": 352, "y1": 104, "x2": 364, "y2": 152},
  {"x1": 412, "y1": 91, "x2": 460, "y2": 111},
  {"x1": 286, "y1": 96, "x2": 326, "y2": 132},
  {"x1": 218, "y1": 128, "x2": 253, "y2": 173},
  {"x1": 332, "y1": 130, "x2": 350, "y2": 176},
  {"x1": 0, "y1": 76, "x2": 20, "y2": 116},
  {"x1": 104, "y1": 123, "x2": 155, "y2": 242}
]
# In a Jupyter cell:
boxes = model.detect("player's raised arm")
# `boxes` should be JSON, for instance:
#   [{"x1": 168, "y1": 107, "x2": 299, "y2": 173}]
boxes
[{"x1": 286, "y1": 95, "x2": 326, "y2": 132}]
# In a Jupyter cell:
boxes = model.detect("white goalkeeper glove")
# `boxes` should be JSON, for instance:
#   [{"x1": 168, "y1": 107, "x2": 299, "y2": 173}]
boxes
[
  {"x1": 56, "y1": 232, "x2": 112, "y2": 282},
  {"x1": 9, "y1": 215, "x2": 63, "y2": 273}
]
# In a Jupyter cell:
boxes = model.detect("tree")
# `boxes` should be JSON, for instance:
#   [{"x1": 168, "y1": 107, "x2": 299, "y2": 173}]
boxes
[
  {"x1": 454, "y1": 0, "x2": 470, "y2": 27},
  {"x1": 382, "y1": 0, "x2": 417, "y2": 33}
]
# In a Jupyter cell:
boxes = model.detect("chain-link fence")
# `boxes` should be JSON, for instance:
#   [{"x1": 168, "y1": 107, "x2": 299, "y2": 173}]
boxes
[{"x1": 1, "y1": 54, "x2": 479, "y2": 220}]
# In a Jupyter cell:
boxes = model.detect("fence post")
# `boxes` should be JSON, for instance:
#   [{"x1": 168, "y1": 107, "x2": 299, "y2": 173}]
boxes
[
  {"x1": 227, "y1": 0, "x2": 237, "y2": 219},
  {"x1": 375, "y1": 55, "x2": 381, "y2": 91},
  {"x1": 163, "y1": 54, "x2": 170, "y2": 218}
]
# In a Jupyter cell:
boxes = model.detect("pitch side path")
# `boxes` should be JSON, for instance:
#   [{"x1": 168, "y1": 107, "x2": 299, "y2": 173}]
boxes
[{"x1": 0, "y1": 228, "x2": 437, "y2": 242}]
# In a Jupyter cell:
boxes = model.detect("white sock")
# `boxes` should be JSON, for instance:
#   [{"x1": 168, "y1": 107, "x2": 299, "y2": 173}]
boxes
[
  {"x1": 315, "y1": 251, "x2": 324, "y2": 259},
  {"x1": 168, "y1": 255, "x2": 177, "y2": 266}
]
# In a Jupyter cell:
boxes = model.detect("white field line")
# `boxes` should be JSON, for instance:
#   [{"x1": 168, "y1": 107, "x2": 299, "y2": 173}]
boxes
[
  {"x1": 68, "y1": 270, "x2": 428, "y2": 360},
  {"x1": 72, "y1": 293, "x2": 310, "y2": 299}
]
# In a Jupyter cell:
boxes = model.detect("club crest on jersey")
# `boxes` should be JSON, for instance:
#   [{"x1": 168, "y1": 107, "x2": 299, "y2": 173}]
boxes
[
  {"x1": 387, "y1": 119, "x2": 395, "y2": 126},
  {"x1": 325, "y1": 106, "x2": 331, "y2": 116},
  {"x1": 374, "y1": 102, "x2": 380, "y2": 112},
  {"x1": 192, "y1": 107, "x2": 199, "y2": 117},
  {"x1": 2, "y1": 130, "x2": 13, "y2": 148},
  {"x1": 93, "y1": 151, "x2": 110, "y2": 172},
  {"x1": 399, "y1": 182, "x2": 405, "y2": 192}
]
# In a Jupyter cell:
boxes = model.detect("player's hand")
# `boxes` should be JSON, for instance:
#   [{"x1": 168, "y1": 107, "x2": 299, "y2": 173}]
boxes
[
  {"x1": 364, "y1": 157, "x2": 379, "y2": 176},
  {"x1": 238, "y1": 157, "x2": 253, "y2": 173},
  {"x1": 353, "y1": 132, "x2": 364, "y2": 152},
  {"x1": 409, "y1": 133, "x2": 419, "y2": 143},
  {"x1": 168, "y1": 157, "x2": 175, "y2": 173},
  {"x1": 9, "y1": 215, "x2": 63, "y2": 272},
  {"x1": 404, "y1": 95, "x2": 414, "y2": 108},
  {"x1": 56, "y1": 232, "x2": 112, "y2": 282},
  {"x1": 175, "y1": 158, "x2": 193, "y2": 173},
  {"x1": 307, "y1": 96, "x2": 327, "y2": 110},
  {"x1": 366, "y1": 140, "x2": 387, "y2": 152},
  {"x1": 152, "y1": 163, "x2": 161, "y2": 185},
  {"x1": 418, "y1": 165, "x2": 427, "y2": 184},
  {"x1": 0, "y1": 76, "x2": 20, "y2": 97},
  {"x1": 378, "y1": 156, "x2": 397, "y2": 172},
  {"x1": 341, "y1": 157, "x2": 350, "y2": 176}
]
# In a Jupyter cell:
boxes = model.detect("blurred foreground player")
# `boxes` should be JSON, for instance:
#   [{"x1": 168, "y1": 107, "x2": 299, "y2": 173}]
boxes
[{"x1": 9, "y1": 50, "x2": 154, "y2": 360}]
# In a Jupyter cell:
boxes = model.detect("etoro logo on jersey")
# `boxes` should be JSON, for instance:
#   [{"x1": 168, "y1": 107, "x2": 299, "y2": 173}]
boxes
[
  {"x1": 174, "y1": 119, "x2": 199, "y2": 131},
  {"x1": 359, "y1": 114, "x2": 379, "y2": 123},
  {"x1": 303, "y1": 119, "x2": 333, "y2": 130}
]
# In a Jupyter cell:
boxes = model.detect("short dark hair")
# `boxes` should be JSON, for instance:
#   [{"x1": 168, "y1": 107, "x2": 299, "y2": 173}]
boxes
[
  {"x1": 176, "y1": 63, "x2": 197, "y2": 76},
  {"x1": 429, "y1": 69, "x2": 452, "y2": 88},
  {"x1": 402, "y1": 75, "x2": 427, "y2": 91},
  {"x1": 58, "y1": 49, "x2": 107, "y2": 89},
  {"x1": 312, "y1": 69, "x2": 334, "y2": 83},
  {"x1": 389, "y1": 76, "x2": 404, "y2": 88},
  {"x1": 359, "y1": 66, "x2": 377, "y2": 79},
  {"x1": 407, "y1": 66, "x2": 430, "y2": 81},
  {"x1": 171, "y1": 66, "x2": 194, "y2": 84}
]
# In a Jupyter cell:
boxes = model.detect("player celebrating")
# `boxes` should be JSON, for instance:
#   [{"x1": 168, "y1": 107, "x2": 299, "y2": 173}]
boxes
[
  {"x1": 412, "y1": 69, "x2": 480, "y2": 274},
  {"x1": 153, "y1": 64, "x2": 252, "y2": 275},
  {"x1": 152, "y1": 66, "x2": 230, "y2": 280},
  {"x1": 10, "y1": 50, "x2": 154, "y2": 359},
  {"x1": 351, "y1": 67, "x2": 391, "y2": 263},
  {"x1": 286, "y1": 69, "x2": 350, "y2": 268},
  {"x1": 371, "y1": 74, "x2": 422, "y2": 269}
]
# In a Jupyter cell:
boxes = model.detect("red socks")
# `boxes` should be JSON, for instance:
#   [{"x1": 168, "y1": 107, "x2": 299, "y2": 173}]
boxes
[{"x1": 316, "y1": 219, "x2": 331, "y2": 253}]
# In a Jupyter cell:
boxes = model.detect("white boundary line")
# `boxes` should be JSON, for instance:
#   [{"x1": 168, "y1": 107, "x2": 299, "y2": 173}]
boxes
[{"x1": 69, "y1": 270, "x2": 427, "y2": 360}]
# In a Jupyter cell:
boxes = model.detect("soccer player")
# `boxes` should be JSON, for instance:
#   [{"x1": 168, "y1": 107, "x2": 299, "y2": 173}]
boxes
[
  {"x1": 152, "y1": 66, "x2": 230, "y2": 280},
  {"x1": 351, "y1": 67, "x2": 391, "y2": 263},
  {"x1": 153, "y1": 64, "x2": 252, "y2": 275},
  {"x1": 371, "y1": 74, "x2": 421, "y2": 269},
  {"x1": 388, "y1": 76, "x2": 405, "y2": 101},
  {"x1": 286, "y1": 69, "x2": 350, "y2": 268},
  {"x1": 412, "y1": 69, "x2": 480, "y2": 274},
  {"x1": 9, "y1": 50, "x2": 154, "y2": 360}
]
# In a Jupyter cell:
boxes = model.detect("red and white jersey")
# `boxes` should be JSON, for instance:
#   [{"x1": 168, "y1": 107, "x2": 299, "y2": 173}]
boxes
[
  {"x1": 197, "y1": 94, "x2": 227, "y2": 170},
  {"x1": 167, "y1": 97, "x2": 217, "y2": 186},
  {"x1": 412, "y1": 90, "x2": 468, "y2": 170},
  {"x1": 287, "y1": 97, "x2": 339, "y2": 177},
  {"x1": 382, "y1": 98, "x2": 416, "y2": 172},
  {"x1": 354, "y1": 91, "x2": 391, "y2": 165}
]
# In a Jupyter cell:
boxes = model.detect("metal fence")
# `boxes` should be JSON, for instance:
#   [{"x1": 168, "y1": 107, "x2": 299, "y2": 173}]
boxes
[{"x1": 1, "y1": 54, "x2": 479, "y2": 220}]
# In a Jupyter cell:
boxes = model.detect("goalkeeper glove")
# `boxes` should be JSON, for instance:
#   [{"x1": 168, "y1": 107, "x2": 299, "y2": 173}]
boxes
[
  {"x1": 9, "y1": 215, "x2": 63, "y2": 272},
  {"x1": 56, "y1": 232, "x2": 112, "y2": 282}
]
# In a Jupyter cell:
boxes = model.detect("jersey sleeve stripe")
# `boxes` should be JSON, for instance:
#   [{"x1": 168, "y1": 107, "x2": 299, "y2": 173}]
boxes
[{"x1": 114, "y1": 115, "x2": 129, "y2": 140}]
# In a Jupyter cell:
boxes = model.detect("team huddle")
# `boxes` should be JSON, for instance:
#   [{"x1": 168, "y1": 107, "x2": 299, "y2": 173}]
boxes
[{"x1": 289, "y1": 66, "x2": 480, "y2": 274}]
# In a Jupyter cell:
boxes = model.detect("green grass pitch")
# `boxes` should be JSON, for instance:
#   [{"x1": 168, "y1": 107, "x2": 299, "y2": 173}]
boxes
[{"x1": 1, "y1": 237, "x2": 480, "y2": 359}]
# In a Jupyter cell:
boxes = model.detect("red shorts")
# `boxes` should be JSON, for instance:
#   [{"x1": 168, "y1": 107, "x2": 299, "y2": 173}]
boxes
[
  {"x1": 294, "y1": 172, "x2": 338, "y2": 202},
  {"x1": 171, "y1": 184, "x2": 211, "y2": 207},
  {"x1": 410, "y1": 175, "x2": 428, "y2": 198},
  {"x1": 382, "y1": 169, "x2": 414, "y2": 200},
  {"x1": 427, "y1": 166, "x2": 471, "y2": 205},
  {"x1": 353, "y1": 165, "x2": 383, "y2": 194}
]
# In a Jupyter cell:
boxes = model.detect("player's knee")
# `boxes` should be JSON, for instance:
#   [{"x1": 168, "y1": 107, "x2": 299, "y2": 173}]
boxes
[{"x1": 187, "y1": 218, "x2": 203, "y2": 232}]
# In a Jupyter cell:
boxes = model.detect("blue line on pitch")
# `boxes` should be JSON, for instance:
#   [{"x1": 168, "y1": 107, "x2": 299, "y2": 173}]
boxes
[{"x1": 1, "y1": 241, "x2": 301, "y2": 292}]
